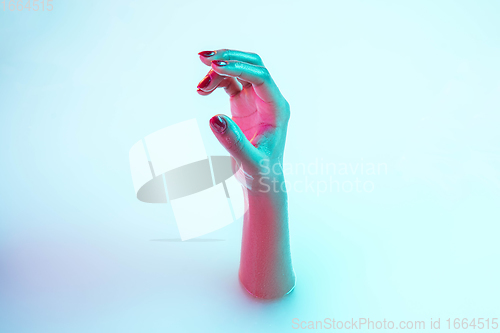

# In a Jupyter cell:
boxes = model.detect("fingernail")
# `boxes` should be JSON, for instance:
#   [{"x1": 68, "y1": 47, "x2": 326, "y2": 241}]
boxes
[
  {"x1": 212, "y1": 60, "x2": 228, "y2": 67},
  {"x1": 198, "y1": 51, "x2": 215, "y2": 57},
  {"x1": 210, "y1": 115, "x2": 227, "y2": 134},
  {"x1": 197, "y1": 75, "x2": 211, "y2": 89}
]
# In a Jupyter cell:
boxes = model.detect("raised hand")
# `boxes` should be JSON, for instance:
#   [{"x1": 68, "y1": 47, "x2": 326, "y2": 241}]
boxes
[
  {"x1": 197, "y1": 49, "x2": 290, "y2": 179},
  {"x1": 197, "y1": 49, "x2": 295, "y2": 299}
]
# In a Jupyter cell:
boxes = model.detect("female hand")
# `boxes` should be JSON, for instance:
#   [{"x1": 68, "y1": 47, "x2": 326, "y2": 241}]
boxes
[
  {"x1": 197, "y1": 49, "x2": 295, "y2": 299},
  {"x1": 197, "y1": 49, "x2": 290, "y2": 184}
]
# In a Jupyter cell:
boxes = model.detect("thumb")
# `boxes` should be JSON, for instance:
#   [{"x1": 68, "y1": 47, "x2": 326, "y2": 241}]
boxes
[{"x1": 209, "y1": 114, "x2": 259, "y2": 168}]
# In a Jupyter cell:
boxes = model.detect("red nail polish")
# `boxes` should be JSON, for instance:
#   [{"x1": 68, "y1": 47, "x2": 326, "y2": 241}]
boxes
[
  {"x1": 210, "y1": 115, "x2": 227, "y2": 134},
  {"x1": 212, "y1": 60, "x2": 228, "y2": 67},
  {"x1": 199, "y1": 51, "x2": 215, "y2": 57},
  {"x1": 197, "y1": 75, "x2": 211, "y2": 89}
]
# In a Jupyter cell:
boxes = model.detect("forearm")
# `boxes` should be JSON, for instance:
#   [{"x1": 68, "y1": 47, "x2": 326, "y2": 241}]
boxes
[
  {"x1": 239, "y1": 176, "x2": 295, "y2": 299},
  {"x1": 200, "y1": 48, "x2": 294, "y2": 298}
]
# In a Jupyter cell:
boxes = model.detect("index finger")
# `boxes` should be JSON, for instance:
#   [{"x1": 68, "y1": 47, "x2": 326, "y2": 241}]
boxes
[{"x1": 198, "y1": 49, "x2": 265, "y2": 67}]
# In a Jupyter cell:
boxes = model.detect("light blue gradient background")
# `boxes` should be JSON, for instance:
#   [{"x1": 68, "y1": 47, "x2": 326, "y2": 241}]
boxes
[{"x1": 1, "y1": 1, "x2": 499, "y2": 332}]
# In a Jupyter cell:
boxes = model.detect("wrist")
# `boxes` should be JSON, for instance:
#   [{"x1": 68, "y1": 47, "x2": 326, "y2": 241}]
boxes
[
  {"x1": 250, "y1": 172, "x2": 287, "y2": 197},
  {"x1": 235, "y1": 158, "x2": 287, "y2": 196}
]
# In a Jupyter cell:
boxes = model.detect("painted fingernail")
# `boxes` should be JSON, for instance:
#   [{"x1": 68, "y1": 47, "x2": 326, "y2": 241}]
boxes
[
  {"x1": 210, "y1": 115, "x2": 227, "y2": 134},
  {"x1": 212, "y1": 60, "x2": 228, "y2": 67},
  {"x1": 198, "y1": 51, "x2": 215, "y2": 57},
  {"x1": 197, "y1": 75, "x2": 211, "y2": 89}
]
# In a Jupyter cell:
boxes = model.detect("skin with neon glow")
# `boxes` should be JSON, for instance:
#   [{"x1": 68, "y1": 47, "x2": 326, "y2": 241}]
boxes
[{"x1": 197, "y1": 49, "x2": 295, "y2": 299}]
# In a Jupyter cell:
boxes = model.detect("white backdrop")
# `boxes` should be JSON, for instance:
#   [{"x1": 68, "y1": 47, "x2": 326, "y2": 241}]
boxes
[{"x1": 1, "y1": 1, "x2": 499, "y2": 332}]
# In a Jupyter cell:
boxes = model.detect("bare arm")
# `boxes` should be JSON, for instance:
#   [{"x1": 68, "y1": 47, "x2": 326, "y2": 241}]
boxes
[{"x1": 240, "y1": 174, "x2": 295, "y2": 298}]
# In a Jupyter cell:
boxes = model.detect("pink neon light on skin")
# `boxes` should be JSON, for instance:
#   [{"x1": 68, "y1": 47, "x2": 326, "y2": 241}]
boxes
[{"x1": 198, "y1": 49, "x2": 295, "y2": 299}]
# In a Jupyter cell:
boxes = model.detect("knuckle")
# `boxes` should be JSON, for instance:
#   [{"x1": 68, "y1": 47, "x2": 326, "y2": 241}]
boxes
[
  {"x1": 284, "y1": 109, "x2": 291, "y2": 121},
  {"x1": 283, "y1": 99, "x2": 290, "y2": 109},
  {"x1": 250, "y1": 52, "x2": 263, "y2": 64},
  {"x1": 220, "y1": 49, "x2": 230, "y2": 60},
  {"x1": 279, "y1": 99, "x2": 291, "y2": 121},
  {"x1": 260, "y1": 68, "x2": 271, "y2": 81},
  {"x1": 284, "y1": 100, "x2": 291, "y2": 113}
]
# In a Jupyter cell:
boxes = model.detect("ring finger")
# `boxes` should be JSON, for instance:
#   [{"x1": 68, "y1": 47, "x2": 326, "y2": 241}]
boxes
[{"x1": 197, "y1": 70, "x2": 243, "y2": 96}]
